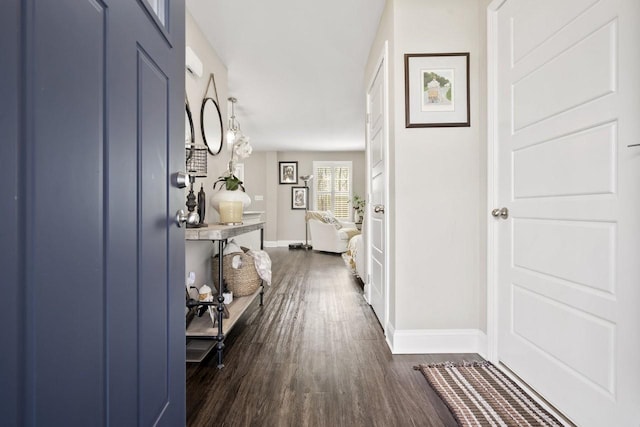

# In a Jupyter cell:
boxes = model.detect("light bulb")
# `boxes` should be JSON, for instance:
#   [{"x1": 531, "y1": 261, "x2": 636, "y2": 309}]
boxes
[{"x1": 226, "y1": 129, "x2": 236, "y2": 143}]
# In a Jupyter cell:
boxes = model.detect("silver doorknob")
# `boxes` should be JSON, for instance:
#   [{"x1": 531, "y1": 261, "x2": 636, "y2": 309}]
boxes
[
  {"x1": 374, "y1": 205, "x2": 385, "y2": 214},
  {"x1": 176, "y1": 209, "x2": 199, "y2": 227},
  {"x1": 491, "y1": 207, "x2": 509, "y2": 219},
  {"x1": 173, "y1": 172, "x2": 189, "y2": 189}
]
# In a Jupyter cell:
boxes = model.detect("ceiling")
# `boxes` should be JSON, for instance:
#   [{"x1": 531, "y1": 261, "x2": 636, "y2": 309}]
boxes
[{"x1": 186, "y1": 0, "x2": 385, "y2": 152}]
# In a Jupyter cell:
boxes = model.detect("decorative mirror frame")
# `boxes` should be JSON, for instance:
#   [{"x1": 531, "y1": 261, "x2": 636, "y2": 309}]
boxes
[
  {"x1": 200, "y1": 97, "x2": 223, "y2": 155},
  {"x1": 186, "y1": 96, "x2": 195, "y2": 167},
  {"x1": 185, "y1": 96, "x2": 195, "y2": 144},
  {"x1": 200, "y1": 73, "x2": 224, "y2": 156}
]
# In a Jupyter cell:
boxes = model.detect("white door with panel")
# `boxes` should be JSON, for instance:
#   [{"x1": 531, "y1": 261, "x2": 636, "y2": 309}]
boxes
[
  {"x1": 367, "y1": 52, "x2": 387, "y2": 329},
  {"x1": 492, "y1": 0, "x2": 640, "y2": 425}
]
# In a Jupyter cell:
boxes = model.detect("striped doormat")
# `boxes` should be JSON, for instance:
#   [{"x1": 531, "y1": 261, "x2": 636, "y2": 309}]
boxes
[{"x1": 415, "y1": 361, "x2": 564, "y2": 427}]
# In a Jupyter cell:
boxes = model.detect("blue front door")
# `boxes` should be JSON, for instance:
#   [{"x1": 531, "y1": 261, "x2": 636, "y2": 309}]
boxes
[{"x1": 0, "y1": 1, "x2": 186, "y2": 425}]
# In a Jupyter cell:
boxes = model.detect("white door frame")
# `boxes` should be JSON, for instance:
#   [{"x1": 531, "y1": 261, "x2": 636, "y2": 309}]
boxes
[
  {"x1": 485, "y1": 0, "x2": 506, "y2": 364},
  {"x1": 365, "y1": 40, "x2": 391, "y2": 336}
]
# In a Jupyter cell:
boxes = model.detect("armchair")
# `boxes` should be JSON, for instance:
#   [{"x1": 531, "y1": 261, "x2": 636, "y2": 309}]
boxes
[{"x1": 306, "y1": 210, "x2": 360, "y2": 253}]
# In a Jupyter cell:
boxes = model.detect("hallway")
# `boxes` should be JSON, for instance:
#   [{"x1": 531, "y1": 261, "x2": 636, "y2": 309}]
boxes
[{"x1": 186, "y1": 248, "x2": 480, "y2": 426}]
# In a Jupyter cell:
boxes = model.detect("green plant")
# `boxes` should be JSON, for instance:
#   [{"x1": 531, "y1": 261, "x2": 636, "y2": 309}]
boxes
[
  {"x1": 351, "y1": 194, "x2": 366, "y2": 216},
  {"x1": 214, "y1": 173, "x2": 245, "y2": 191}
]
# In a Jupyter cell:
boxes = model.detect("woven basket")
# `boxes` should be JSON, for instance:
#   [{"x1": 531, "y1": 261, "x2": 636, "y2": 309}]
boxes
[{"x1": 212, "y1": 247, "x2": 261, "y2": 297}]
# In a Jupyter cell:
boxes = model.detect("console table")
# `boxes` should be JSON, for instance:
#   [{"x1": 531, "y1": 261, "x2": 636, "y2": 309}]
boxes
[{"x1": 185, "y1": 221, "x2": 265, "y2": 367}]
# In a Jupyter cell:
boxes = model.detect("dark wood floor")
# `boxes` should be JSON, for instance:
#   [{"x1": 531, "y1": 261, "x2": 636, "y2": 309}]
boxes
[{"x1": 186, "y1": 248, "x2": 481, "y2": 426}]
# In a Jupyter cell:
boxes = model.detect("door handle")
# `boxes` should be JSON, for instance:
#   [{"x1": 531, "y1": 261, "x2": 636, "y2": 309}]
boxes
[
  {"x1": 176, "y1": 209, "x2": 199, "y2": 227},
  {"x1": 374, "y1": 205, "x2": 385, "y2": 214},
  {"x1": 491, "y1": 207, "x2": 509, "y2": 219},
  {"x1": 173, "y1": 172, "x2": 189, "y2": 189}
]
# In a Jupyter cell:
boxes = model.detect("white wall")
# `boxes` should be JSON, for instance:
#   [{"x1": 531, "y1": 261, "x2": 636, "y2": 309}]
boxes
[
  {"x1": 186, "y1": 1, "x2": 491, "y2": 337},
  {"x1": 265, "y1": 152, "x2": 279, "y2": 242},
  {"x1": 273, "y1": 151, "x2": 366, "y2": 243},
  {"x1": 184, "y1": 11, "x2": 232, "y2": 290},
  {"x1": 366, "y1": 0, "x2": 490, "y2": 351}
]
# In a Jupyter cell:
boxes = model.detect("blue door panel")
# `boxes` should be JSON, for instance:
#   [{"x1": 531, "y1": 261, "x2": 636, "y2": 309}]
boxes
[
  {"x1": 0, "y1": 0, "x2": 23, "y2": 426},
  {"x1": 138, "y1": 49, "x2": 170, "y2": 426},
  {"x1": 30, "y1": 0, "x2": 106, "y2": 424},
  {"x1": 0, "y1": 0, "x2": 186, "y2": 425}
]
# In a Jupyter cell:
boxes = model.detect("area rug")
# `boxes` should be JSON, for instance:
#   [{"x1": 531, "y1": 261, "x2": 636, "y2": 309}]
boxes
[{"x1": 415, "y1": 361, "x2": 564, "y2": 427}]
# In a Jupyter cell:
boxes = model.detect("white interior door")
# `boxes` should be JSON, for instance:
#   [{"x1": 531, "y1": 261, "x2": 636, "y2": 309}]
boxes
[
  {"x1": 491, "y1": 0, "x2": 640, "y2": 425},
  {"x1": 366, "y1": 47, "x2": 388, "y2": 330}
]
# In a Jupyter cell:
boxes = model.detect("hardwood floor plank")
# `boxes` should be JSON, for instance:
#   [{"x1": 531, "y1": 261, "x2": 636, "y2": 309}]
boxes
[{"x1": 186, "y1": 248, "x2": 482, "y2": 426}]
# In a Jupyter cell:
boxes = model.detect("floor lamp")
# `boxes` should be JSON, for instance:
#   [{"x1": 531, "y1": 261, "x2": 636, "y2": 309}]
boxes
[{"x1": 289, "y1": 174, "x2": 313, "y2": 250}]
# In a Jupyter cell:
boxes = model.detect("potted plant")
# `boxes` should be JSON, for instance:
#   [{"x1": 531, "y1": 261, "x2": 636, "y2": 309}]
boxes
[
  {"x1": 351, "y1": 194, "x2": 366, "y2": 223},
  {"x1": 210, "y1": 136, "x2": 252, "y2": 223},
  {"x1": 214, "y1": 173, "x2": 245, "y2": 192}
]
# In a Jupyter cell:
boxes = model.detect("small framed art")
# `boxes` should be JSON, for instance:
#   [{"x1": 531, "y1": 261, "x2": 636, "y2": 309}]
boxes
[
  {"x1": 404, "y1": 52, "x2": 470, "y2": 128},
  {"x1": 279, "y1": 161, "x2": 298, "y2": 184},
  {"x1": 291, "y1": 187, "x2": 307, "y2": 210}
]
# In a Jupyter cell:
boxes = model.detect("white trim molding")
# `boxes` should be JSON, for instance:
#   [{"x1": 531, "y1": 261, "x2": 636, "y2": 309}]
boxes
[
  {"x1": 486, "y1": 0, "x2": 507, "y2": 365},
  {"x1": 385, "y1": 321, "x2": 395, "y2": 352},
  {"x1": 362, "y1": 283, "x2": 371, "y2": 304},
  {"x1": 364, "y1": 40, "x2": 390, "y2": 336},
  {"x1": 389, "y1": 329, "x2": 488, "y2": 356}
]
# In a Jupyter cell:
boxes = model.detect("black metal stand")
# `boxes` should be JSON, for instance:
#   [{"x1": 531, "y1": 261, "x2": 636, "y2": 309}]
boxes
[
  {"x1": 186, "y1": 179, "x2": 197, "y2": 217},
  {"x1": 215, "y1": 239, "x2": 226, "y2": 369},
  {"x1": 259, "y1": 229, "x2": 265, "y2": 304},
  {"x1": 186, "y1": 239, "x2": 227, "y2": 368},
  {"x1": 197, "y1": 183, "x2": 207, "y2": 227},
  {"x1": 186, "y1": 176, "x2": 206, "y2": 228},
  {"x1": 186, "y1": 223, "x2": 266, "y2": 367},
  {"x1": 300, "y1": 216, "x2": 312, "y2": 250},
  {"x1": 185, "y1": 297, "x2": 225, "y2": 367}
]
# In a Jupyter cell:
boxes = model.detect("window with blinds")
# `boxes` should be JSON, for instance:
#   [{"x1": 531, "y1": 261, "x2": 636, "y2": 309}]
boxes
[{"x1": 313, "y1": 161, "x2": 353, "y2": 220}]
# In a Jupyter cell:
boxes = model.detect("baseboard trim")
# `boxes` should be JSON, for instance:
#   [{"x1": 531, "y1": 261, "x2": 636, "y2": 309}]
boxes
[
  {"x1": 263, "y1": 240, "x2": 308, "y2": 248},
  {"x1": 389, "y1": 328, "x2": 487, "y2": 355},
  {"x1": 385, "y1": 322, "x2": 395, "y2": 352},
  {"x1": 477, "y1": 331, "x2": 488, "y2": 359},
  {"x1": 362, "y1": 283, "x2": 371, "y2": 304}
]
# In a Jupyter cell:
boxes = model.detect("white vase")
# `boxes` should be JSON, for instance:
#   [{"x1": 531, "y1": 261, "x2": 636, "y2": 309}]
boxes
[{"x1": 210, "y1": 188, "x2": 252, "y2": 213}]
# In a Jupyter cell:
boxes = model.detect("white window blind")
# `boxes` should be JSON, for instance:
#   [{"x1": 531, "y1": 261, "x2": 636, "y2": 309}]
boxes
[{"x1": 313, "y1": 161, "x2": 352, "y2": 220}]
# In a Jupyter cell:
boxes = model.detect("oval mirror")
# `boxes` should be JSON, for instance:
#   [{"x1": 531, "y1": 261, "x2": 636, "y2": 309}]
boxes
[
  {"x1": 200, "y1": 97, "x2": 223, "y2": 156},
  {"x1": 185, "y1": 100, "x2": 194, "y2": 145}
]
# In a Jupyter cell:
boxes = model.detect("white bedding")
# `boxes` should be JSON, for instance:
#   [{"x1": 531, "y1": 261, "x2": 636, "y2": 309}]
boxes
[{"x1": 346, "y1": 234, "x2": 365, "y2": 280}]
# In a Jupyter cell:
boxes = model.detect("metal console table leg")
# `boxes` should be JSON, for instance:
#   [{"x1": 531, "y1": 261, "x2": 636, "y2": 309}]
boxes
[
  {"x1": 216, "y1": 239, "x2": 225, "y2": 369},
  {"x1": 260, "y1": 228, "x2": 264, "y2": 306},
  {"x1": 185, "y1": 222, "x2": 267, "y2": 368}
]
